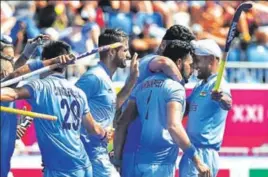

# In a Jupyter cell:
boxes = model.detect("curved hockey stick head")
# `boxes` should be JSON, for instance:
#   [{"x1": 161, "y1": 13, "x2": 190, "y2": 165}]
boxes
[{"x1": 225, "y1": 2, "x2": 253, "y2": 52}]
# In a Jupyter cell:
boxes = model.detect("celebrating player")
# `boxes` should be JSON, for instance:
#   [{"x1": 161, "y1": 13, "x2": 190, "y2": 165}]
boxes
[
  {"x1": 179, "y1": 39, "x2": 232, "y2": 177},
  {"x1": 114, "y1": 24, "x2": 196, "y2": 176},
  {"x1": 0, "y1": 41, "x2": 107, "y2": 177},
  {"x1": 76, "y1": 28, "x2": 139, "y2": 177},
  {"x1": 0, "y1": 34, "x2": 49, "y2": 177},
  {"x1": 115, "y1": 40, "x2": 211, "y2": 177}
]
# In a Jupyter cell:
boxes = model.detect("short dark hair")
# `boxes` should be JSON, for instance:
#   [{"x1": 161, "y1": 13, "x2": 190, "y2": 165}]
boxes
[
  {"x1": 41, "y1": 40, "x2": 71, "y2": 60},
  {"x1": 98, "y1": 29, "x2": 128, "y2": 59},
  {"x1": 98, "y1": 28, "x2": 128, "y2": 47},
  {"x1": 162, "y1": 40, "x2": 193, "y2": 63},
  {"x1": 41, "y1": 41, "x2": 71, "y2": 73},
  {"x1": 163, "y1": 25, "x2": 196, "y2": 42}
]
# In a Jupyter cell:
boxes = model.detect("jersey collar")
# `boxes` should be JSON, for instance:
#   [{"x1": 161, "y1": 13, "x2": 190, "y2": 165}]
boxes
[
  {"x1": 51, "y1": 73, "x2": 65, "y2": 79},
  {"x1": 98, "y1": 61, "x2": 112, "y2": 78},
  {"x1": 202, "y1": 74, "x2": 217, "y2": 84}
]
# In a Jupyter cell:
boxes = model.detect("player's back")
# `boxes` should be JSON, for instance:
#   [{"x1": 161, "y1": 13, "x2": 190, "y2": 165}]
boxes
[
  {"x1": 24, "y1": 75, "x2": 90, "y2": 171},
  {"x1": 133, "y1": 73, "x2": 186, "y2": 164}
]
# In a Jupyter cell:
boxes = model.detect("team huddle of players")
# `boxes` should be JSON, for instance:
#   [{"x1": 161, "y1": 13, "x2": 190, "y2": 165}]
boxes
[{"x1": 0, "y1": 24, "x2": 232, "y2": 177}]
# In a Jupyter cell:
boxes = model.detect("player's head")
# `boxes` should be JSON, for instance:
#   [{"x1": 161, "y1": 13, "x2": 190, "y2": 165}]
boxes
[
  {"x1": 162, "y1": 40, "x2": 194, "y2": 83},
  {"x1": 0, "y1": 58, "x2": 14, "y2": 79},
  {"x1": 98, "y1": 28, "x2": 130, "y2": 68},
  {"x1": 191, "y1": 39, "x2": 222, "y2": 80},
  {"x1": 41, "y1": 40, "x2": 71, "y2": 73},
  {"x1": 157, "y1": 25, "x2": 196, "y2": 55},
  {"x1": 0, "y1": 34, "x2": 14, "y2": 59}
]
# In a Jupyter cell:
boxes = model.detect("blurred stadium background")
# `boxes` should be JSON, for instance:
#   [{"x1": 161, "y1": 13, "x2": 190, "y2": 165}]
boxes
[{"x1": 1, "y1": 1, "x2": 268, "y2": 177}]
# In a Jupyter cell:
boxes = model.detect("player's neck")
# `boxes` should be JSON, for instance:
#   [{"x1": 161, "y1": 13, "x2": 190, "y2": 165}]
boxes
[{"x1": 99, "y1": 58, "x2": 116, "y2": 78}]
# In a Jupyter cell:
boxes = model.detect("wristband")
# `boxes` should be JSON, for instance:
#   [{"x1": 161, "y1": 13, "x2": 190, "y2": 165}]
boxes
[
  {"x1": 184, "y1": 144, "x2": 197, "y2": 159},
  {"x1": 28, "y1": 60, "x2": 44, "y2": 71},
  {"x1": 100, "y1": 131, "x2": 107, "y2": 141}
]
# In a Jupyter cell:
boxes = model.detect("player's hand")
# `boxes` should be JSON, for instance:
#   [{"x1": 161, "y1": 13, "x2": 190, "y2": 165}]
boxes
[
  {"x1": 193, "y1": 155, "x2": 211, "y2": 177},
  {"x1": 211, "y1": 90, "x2": 224, "y2": 102},
  {"x1": 129, "y1": 52, "x2": 139, "y2": 83},
  {"x1": 56, "y1": 54, "x2": 76, "y2": 66},
  {"x1": 196, "y1": 163, "x2": 211, "y2": 177},
  {"x1": 16, "y1": 107, "x2": 33, "y2": 139},
  {"x1": 0, "y1": 70, "x2": 9, "y2": 79},
  {"x1": 29, "y1": 34, "x2": 50, "y2": 46},
  {"x1": 16, "y1": 125, "x2": 27, "y2": 139},
  {"x1": 22, "y1": 34, "x2": 50, "y2": 58}
]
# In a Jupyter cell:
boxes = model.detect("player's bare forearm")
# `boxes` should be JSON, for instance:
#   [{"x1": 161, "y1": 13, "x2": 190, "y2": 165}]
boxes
[
  {"x1": 116, "y1": 77, "x2": 136, "y2": 109},
  {"x1": 149, "y1": 56, "x2": 182, "y2": 82},
  {"x1": 83, "y1": 112, "x2": 106, "y2": 138},
  {"x1": 14, "y1": 54, "x2": 29, "y2": 70},
  {"x1": 114, "y1": 122, "x2": 128, "y2": 161},
  {"x1": 14, "y1": 35, "x2": 50, "y2": 69},
  {"x1": 114, "y1": 100, "x2": 137, "y2": 160},
  {"x1": 1, "y1": 87, "x2": 31, "y2": 102},
  {"x1": 2, "y1": 55, "x2": 75, "y2": 83},
  {"x1": 116, "y1": 53, "x2": 139, "y2": 109},
  {"x1": 0, "y1": 87, "x2": 18, "y2": 102},
  {"x1": 167, "y1": 101, "x2": 191, "y2": 150},
  {"x1": 1, "y1": 64, "x2": 31, "y2": 83}
]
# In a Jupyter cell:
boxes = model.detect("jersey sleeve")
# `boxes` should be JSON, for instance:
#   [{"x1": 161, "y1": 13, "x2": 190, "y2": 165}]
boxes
[
  {"x1": 164, "y1": 80, "x2": 185, "y2": 106},
  {"x1": 138, "y1": 55, "x2": 156, "y2": 82},
  {"x1": 80, "y1": 90, "x2": 90, "y2": 116},
  {"x1": 75, "y1": 74, "x2": 101, "y2": 99},
  {"x1": 23, "y1": 80, "x2": 45, "y2": 106}
]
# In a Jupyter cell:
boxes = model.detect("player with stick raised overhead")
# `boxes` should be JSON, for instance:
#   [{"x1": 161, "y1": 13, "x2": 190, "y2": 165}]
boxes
[
  {"x1": 0, "y1": 41, "x2": 107, "y2": 177},
  {"x1": 0, "y1": 34, "x2": 49, "y2": 177}
]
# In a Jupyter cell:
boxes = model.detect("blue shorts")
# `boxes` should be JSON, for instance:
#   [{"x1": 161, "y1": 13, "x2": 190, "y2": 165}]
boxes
[
  {"x1": 179, "y1": 148, "x2": 219, "y2": 177},
  {"x1": 91, "y1": 153, "x2": 120, "y2": 177},
  {"x1": 43, "y1": 166, "x2": 92, "y2": 177},
  {"x1": 121, "y1": 152, "x2": 136, "y2": 177},
  {"x1": 134, "y1": 163, "x2": 175, "y2": 177}
]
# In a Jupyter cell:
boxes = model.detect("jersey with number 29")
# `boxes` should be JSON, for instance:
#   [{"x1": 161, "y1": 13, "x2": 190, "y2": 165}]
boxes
[{"x1": 23, "y1": 74, "x2": 90, "y2": 172}]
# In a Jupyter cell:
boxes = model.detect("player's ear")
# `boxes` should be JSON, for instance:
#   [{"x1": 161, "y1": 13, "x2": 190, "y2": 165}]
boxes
[
  {"x1": 176, "y1": 58, "x2": 182, "y2": 69},
  {"x1": 108, "y1": 48, "x2": 116, "y2": 57}
]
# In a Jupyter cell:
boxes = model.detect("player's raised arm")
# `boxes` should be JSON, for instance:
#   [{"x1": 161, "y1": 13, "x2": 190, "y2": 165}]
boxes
[
  {"x1": 114, "y1": 99, "x2": 138, "y2": 167},
  {"x1": 116, "y1": 53, "x2": 139, "y2": 109},
  {"x1": 2, "y1": 54, "x2": 75, "y2": 82},
  {"x1": 167, "y1": 101, "x2": 211, "y2": 177},
  {"x1": 149, "y1": 56, "x2": 183, "y2": 82},
  {"x1": 211, "y1": 90, "x2": 232, "y2": 110},
  {"x1": 14, "y1": 34, "x2": 50, "y2": 69}
]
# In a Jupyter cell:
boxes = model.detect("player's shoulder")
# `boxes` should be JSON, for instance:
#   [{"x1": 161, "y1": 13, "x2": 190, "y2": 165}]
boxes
[
  {"x1": 164, "y1": 76, "x2": 184, "y2": 89},
  {"x1": 146, "y1": 73, "x2": 184, "y2": 90},
  {"x1": 77, "y1": 67, "x2": 102, "y2": 84},
  {"x1": 140, "y1": 54, "x2": 158, "y2": 64}
]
